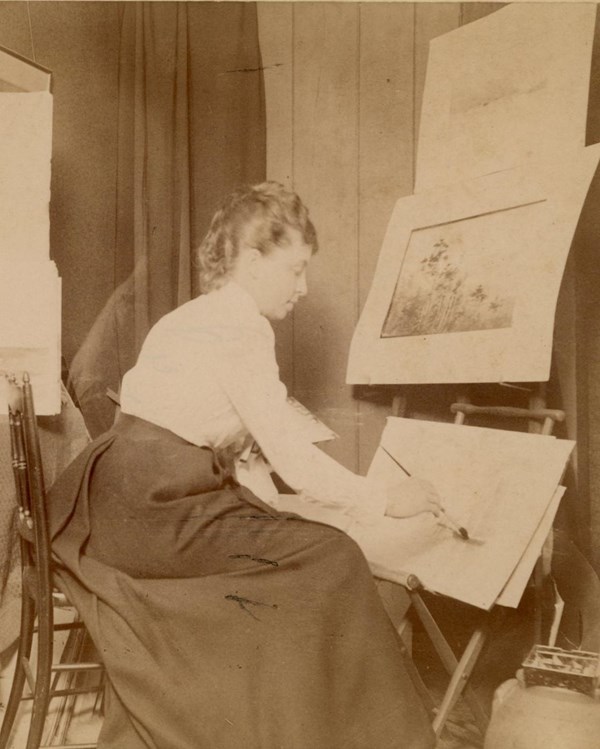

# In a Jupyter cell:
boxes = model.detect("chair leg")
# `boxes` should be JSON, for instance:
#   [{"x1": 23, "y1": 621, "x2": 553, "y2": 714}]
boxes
[
  {"x1": 0, "y1": 596, "x2": 37, "y2": 749},
  {"x1": 26, "y1": 615, "x2": 54, "y2": 749}
]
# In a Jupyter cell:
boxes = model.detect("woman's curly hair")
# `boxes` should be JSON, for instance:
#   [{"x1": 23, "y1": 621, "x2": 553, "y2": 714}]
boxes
[{"x1": 195, "y1": 182, "x2": 318, "y2": 293}]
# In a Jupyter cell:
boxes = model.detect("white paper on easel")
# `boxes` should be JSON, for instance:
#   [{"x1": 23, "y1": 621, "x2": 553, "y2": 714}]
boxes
[
  {"x1": 351, "y1": 418, "x2": 574, "y2": 610},
  {"x1": 548, "y1": 580, "x2": 565, "y2": 648},
  {"x1": 347, "y1": 146, "x2": 600, "y2": 385},
  {"x1": 0, "y1": 92, "x2": 52, "y2": 260},
  {"x1": 0, "y1": 261, "x2": 61, "y2": 414},
  {"x1": 415, "y1": 4, "x2": 596, "y2": 192},
  {"x1": 496, "y1": 486, "x2": 565, "y2": 608}
]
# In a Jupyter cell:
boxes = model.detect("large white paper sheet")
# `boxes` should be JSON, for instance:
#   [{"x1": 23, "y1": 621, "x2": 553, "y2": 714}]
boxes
[
  {"x1": 0, "y1": 261, "x2": 61, "y2": 414},
  {"x1": 280, "y1": 419, "x2": 573, "y2": 610},
  {"x1": 285, "y1": 397, "x2": 337, "y2": 443},
  {"x1": 347, "y1": 147, "x2": 600, "y2": 385},
  {"x1": 0, "y1": 92, "x2": 52, "y2": 260},
  {"x1": 360, "y1": 419, "x2": 573, "y2": 609},
  {"x1": 496, "y1": 486, "x2": 565, "y2": 608},
  {"x1": 415, "y1": 4, "x2": 597, "y2": 192}
]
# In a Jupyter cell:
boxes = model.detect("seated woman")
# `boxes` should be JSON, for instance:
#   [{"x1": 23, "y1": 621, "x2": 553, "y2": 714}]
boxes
[{"x1": 50, "y1": 182, "x2": 438, "y2": 749}]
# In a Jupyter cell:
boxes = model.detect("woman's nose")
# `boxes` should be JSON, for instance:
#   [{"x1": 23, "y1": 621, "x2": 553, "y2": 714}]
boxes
[{"x1": 296, "y1": 273, "x2": 308, "y2": 297}]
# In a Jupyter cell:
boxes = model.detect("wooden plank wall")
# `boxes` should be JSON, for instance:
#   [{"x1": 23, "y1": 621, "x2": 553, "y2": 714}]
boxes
[{"x1": 258, "y1": 3, "x2": 502, "y2": 473}]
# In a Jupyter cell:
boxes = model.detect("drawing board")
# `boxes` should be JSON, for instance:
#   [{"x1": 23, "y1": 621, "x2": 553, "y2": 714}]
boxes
[
  {"x1": 361, "y1": 418, "x2": 573, "y2": 609},
  {"x1": 415, "y1": 4, "x2": 597, "y2": 191},
  {"x1": 282, "y1": 418, "x2": 573, "y2": 610},
  {"x1": 347, "y1": 146, "x2": 600, "y2": 385}
]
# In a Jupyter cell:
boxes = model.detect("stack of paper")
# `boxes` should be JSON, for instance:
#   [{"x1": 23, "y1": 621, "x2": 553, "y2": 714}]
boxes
[
  {"x1": 0, "y1": 92, "x2": 52, "y2": 259},
  {"x1": 0, "y1": 262, "x2": 61, "y2": 414},
  {"x1": 0, "y1": 88, "x2": 59, "y2": 414}
]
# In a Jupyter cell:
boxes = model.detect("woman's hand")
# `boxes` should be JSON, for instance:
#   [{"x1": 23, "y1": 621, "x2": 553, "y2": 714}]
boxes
[{"x1": 384, "y1": 477, "x2": 441, "y2": 519}]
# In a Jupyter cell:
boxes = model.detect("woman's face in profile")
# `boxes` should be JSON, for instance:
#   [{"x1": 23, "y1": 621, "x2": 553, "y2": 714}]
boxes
[{"x1": 254, "y1": 230, "x2": 312, "y2": 321}]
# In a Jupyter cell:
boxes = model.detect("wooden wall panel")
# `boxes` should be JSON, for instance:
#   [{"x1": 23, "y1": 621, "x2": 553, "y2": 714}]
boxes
[
  {"x1": 257, "y1": 3, "x2": 293, "y2": 190},
  {"x1": 257, "y1": 2, "x2": 468, "y2": 473},
  {"x1": 358, "y1": 2, "x2": 415, "y2": 313},
  {"x1": 257, "y1": 2, "x2": 295, "y2": 390},
  {"x1": 293, "y1": 3, "x2": 360, "y2": 470},
  {"x1": 356, "y1": 3, "x2": 415, "y2": 472},
  {"x1": 257, "y1": 3, "x2": 502, "y2": 475}
]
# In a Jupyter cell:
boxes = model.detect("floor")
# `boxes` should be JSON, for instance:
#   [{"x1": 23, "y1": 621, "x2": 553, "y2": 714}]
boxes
[
  {"x1": 0, "y1": 610, "x2": 102, "y2": 748},
  {"x1": 1, "y1": 688, "x2": 483, "y2": 749}
]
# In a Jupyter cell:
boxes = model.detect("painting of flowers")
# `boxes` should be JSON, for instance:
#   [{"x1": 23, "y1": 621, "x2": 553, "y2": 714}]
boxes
[{"x1": 380, "y1": 206, "x2": 526, "y2": 338}]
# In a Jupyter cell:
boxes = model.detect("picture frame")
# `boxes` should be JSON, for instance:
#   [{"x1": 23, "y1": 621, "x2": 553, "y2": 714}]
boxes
[{"x1": 347, "y1": 146, "x2": 600, "y2": 385}]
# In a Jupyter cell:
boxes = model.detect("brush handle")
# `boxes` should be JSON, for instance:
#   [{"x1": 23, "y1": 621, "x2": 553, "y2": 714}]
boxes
[
  {"x1": 380, "y1": 446, "x2": 412, "y2": 477},
  {"x1": 438, "y1": 508, "x2": 469, "y2": 540}
]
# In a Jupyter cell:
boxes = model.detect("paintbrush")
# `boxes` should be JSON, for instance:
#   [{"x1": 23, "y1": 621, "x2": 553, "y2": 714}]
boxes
[{"x1": 380, "y1": 445, "x2": 470, "y2": 541}]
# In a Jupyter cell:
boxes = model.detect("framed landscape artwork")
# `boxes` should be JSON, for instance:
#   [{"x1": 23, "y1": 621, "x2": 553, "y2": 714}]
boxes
[
  {"x1": 347, "y1": 146, "x2": 600, "y2": 385},
  {"x1": 379, "y1": 204, "x2": 539, "y2": 340}
]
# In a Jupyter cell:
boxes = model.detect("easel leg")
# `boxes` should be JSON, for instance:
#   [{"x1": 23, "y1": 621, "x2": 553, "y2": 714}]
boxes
[
  {"x1": 397, "y1": 622, "x2": 437, "y2": 719},
  {"x1": 431, "y1": 627, "x2": 489, "y2": 737},
  {"x1": 410, "y1": 592, "x2": 490, "y2": 737},
  {"x1": 376, "y1": 578, "x2": 437, "y2": 719}
]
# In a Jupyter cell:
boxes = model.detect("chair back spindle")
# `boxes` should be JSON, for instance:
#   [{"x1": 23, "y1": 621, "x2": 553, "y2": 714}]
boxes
[{"x1": 0, "y1": 373, "x2": 102, "y2": 749}]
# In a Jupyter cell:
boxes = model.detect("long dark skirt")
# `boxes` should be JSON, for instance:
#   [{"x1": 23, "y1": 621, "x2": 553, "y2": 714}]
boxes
[{"x1": 49, "y1": 414, "x2": 435, "y2": 749}]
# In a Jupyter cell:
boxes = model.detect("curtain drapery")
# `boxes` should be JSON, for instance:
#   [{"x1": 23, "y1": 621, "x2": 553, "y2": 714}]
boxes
[{"x1": 68, "y1": 2, "x2": 265, "y2": 436}]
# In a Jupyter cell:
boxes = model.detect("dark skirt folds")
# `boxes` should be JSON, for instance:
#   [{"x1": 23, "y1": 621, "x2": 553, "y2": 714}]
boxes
[{"x1": 49, "y1": 414, "x2": 435, "y2": 749}]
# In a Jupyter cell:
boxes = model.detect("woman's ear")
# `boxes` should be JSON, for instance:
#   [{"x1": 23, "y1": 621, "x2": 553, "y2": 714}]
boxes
[
  {"x1": 231, "y1": 244, "x2": 263, "y2": 284},
  {"x1": 242, "y1": 246, "x2": 264, "y2": 280}
]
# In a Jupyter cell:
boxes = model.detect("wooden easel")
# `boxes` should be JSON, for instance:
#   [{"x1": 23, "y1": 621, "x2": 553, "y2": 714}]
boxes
[{"x1": 390, "y1": 387, "x2": 566, "y2": 739}]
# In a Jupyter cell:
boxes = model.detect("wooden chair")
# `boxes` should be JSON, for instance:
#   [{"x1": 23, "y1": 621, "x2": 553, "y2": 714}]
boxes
[{"x1": 0, "y1": 374, "x2": 103, "y2": 749}]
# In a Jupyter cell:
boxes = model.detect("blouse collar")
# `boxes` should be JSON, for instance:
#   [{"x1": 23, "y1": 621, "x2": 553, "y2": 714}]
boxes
[{"x1": 212, "y1": 279, "x2": 262, "y2": 321}]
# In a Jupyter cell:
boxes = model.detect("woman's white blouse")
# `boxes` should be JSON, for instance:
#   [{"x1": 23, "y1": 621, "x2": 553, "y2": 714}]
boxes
[{"x1": 120, "y1": 281, "x2": 387, "y2": 521}]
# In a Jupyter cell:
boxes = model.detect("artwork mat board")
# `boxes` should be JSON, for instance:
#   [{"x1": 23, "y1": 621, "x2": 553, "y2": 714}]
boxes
[
  {"x1": 415, "y1": 3, "x2": 597, "y2": 192},
  {"x1": 0, "y1": 91, "x2": 52, "y2": 261},
  {"x1": 0, "y1": 261, "x2": 62, "y2": 415},
  {"x1": 347, "y1": 146, "x2": 600, "y2": 385}
]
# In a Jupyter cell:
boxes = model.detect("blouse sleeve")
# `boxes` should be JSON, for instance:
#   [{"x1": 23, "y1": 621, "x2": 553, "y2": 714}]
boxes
[{"x1": 209, "y1": 320, "x2": 388, "y2": 521}]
